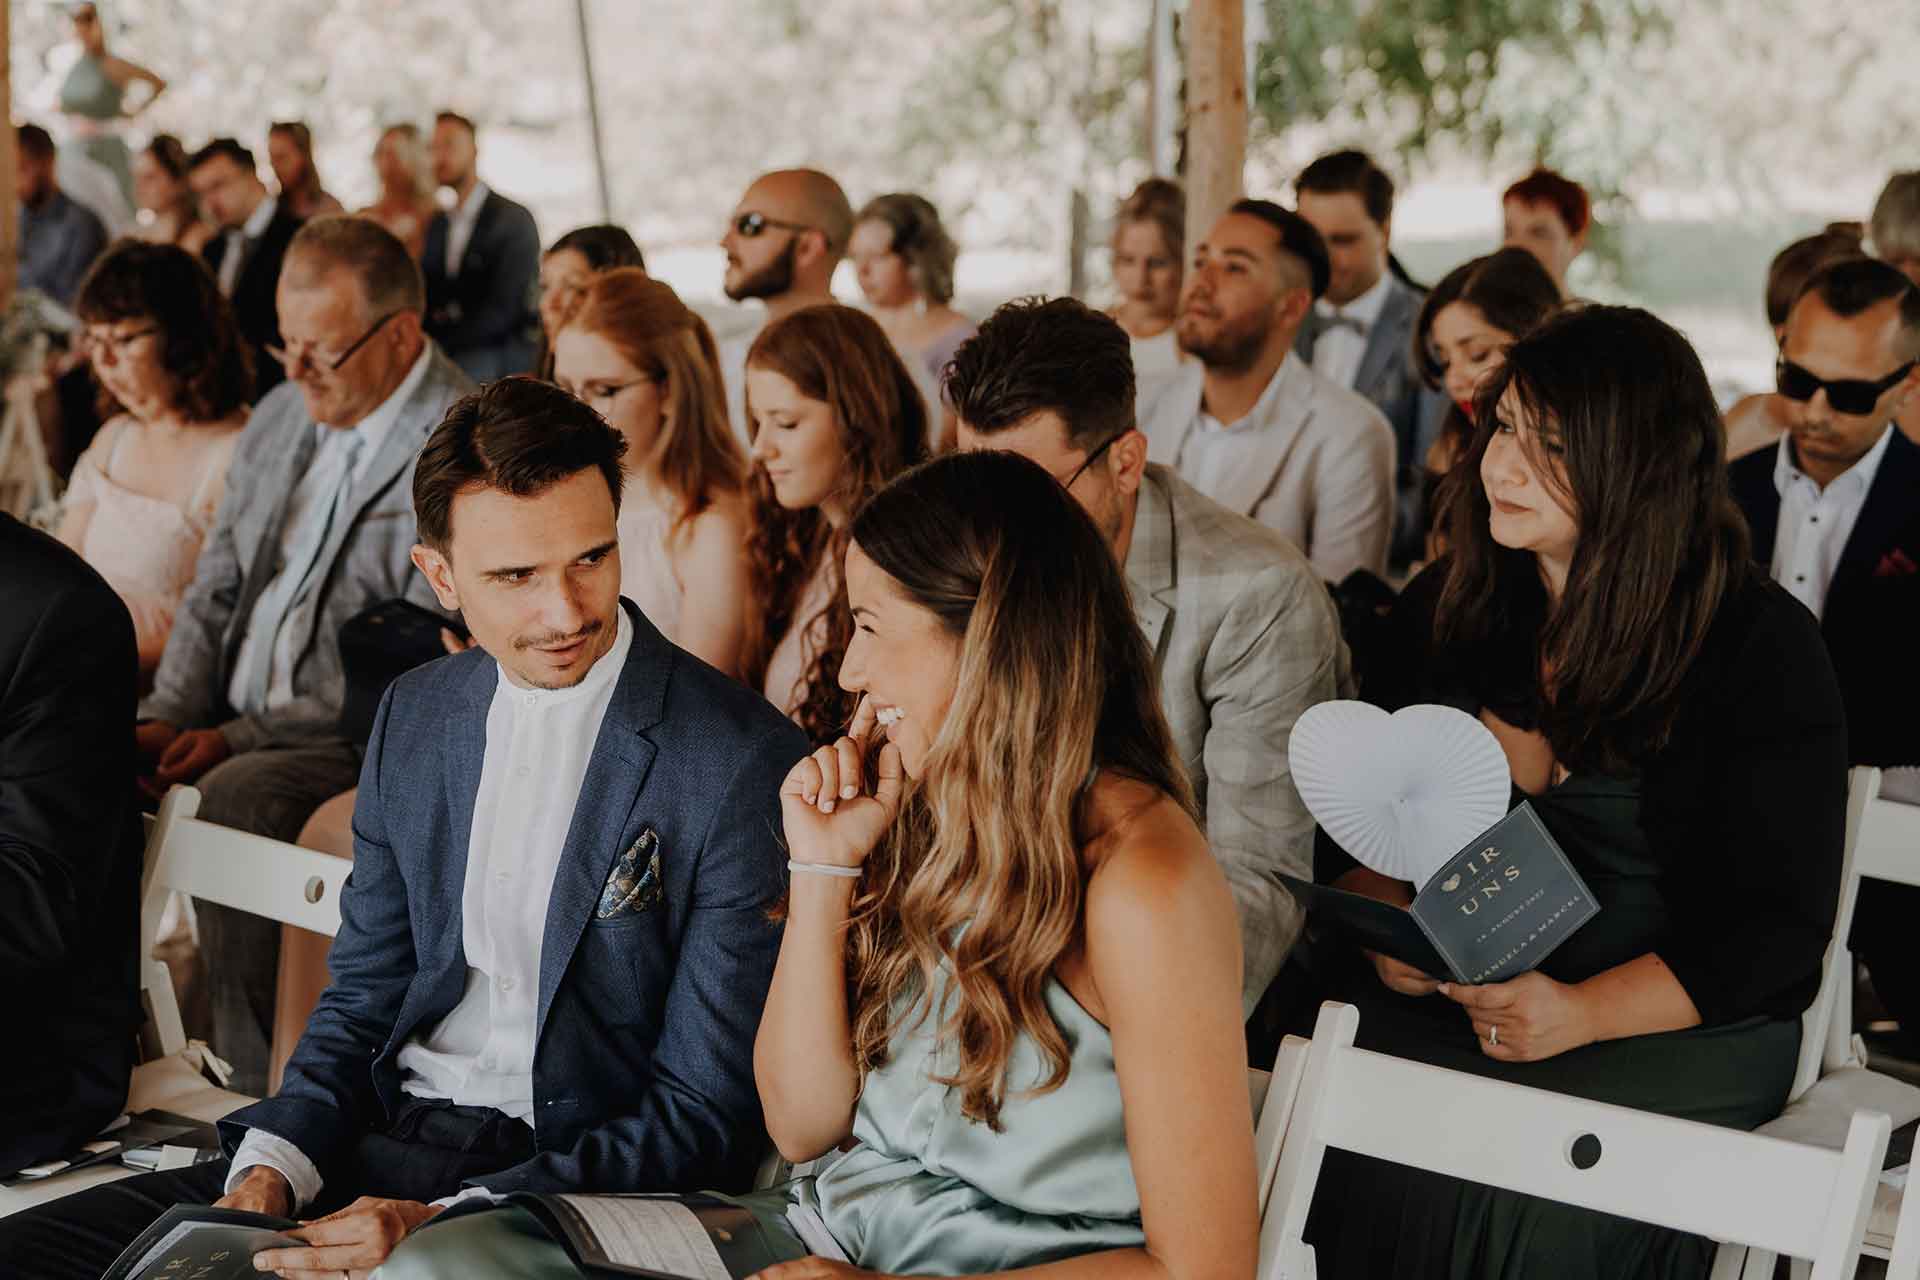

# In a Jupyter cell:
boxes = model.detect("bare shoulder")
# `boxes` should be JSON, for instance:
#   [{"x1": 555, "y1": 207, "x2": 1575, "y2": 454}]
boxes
[{"x1": 1081, "y1": 774, "x2": 1228, "y2": 922}]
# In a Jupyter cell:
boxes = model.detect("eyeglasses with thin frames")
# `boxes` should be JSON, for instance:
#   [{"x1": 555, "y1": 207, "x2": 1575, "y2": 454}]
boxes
[
  {"x1": 732, "y1": 211, "x2": 814, "y2": 240},
  {"x1": 79, "y1": 325, "x2": 159, "y2": 362},
  {"x1": 267, "y1": 310, "x2": 400, "y2": 375}
]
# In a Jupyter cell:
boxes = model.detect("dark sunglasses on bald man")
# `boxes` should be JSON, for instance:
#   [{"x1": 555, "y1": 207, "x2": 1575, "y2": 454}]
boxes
[
  {"x1": 733, "y1": 211, "x2": 814, "y2": 239},
  {"x1": 1776, "y1": 356, "x2": 1918, "y2": 416}
]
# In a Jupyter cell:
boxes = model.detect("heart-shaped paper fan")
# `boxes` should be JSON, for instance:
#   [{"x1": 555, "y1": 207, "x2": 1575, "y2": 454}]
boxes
[{"x1": 1288, "y1": 701, "x2": 1512, "y2": 888}]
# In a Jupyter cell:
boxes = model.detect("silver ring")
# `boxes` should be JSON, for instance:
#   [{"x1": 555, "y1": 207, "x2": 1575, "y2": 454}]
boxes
[{"x1": 1487, "y1": 1025, "x2": 1499, "y2": 1046}]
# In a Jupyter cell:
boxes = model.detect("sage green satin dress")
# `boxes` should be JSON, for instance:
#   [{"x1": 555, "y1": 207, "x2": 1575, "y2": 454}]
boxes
[{"x1": 378, "y1": 974, "x2": 1144, "y2": 1278}]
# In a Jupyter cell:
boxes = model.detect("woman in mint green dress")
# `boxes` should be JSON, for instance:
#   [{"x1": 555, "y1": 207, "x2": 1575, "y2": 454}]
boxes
[
  {"x1": 380, "y1": 450, "x2": 1260, "y2": 1278},
  {"x1": 58, "y1": 4, "x2": 166, "y2": 202}
]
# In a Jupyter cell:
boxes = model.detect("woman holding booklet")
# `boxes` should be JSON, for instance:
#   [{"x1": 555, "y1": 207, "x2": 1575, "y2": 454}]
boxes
[
  {"x1": 380, "y1": 451, "x2": 1259, "y2": 1278},
  {"x1": 1302, "y1": 306, "x2": 1850, "y2": 1278}
]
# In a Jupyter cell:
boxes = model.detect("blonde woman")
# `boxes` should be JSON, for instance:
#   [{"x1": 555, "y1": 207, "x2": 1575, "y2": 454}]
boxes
[
  {"x1": 554, "y1": 268, "x2": 753, "y2": 676},
  {"x1": 378, "y1": 450, "x2": 1258, "y2": 1279},
  {"x1": 358, "y1": 124, "x2": 438, "y2": 261}
]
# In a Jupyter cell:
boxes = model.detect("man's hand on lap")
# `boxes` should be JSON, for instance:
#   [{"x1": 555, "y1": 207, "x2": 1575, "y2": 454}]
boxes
[{"x1": 252, "y1": 1196, "x2": 441, "y2": 1276}]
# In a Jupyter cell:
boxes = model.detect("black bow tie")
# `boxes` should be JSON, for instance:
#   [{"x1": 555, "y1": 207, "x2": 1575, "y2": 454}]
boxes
[{"x1": 1321, "y1": 313, "x2": 1367, "y2": 337}]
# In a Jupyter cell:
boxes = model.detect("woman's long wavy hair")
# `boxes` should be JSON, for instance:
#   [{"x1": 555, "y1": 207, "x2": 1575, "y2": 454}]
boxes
[
  {"x1": 563, "y1": 269, "x2": 744, "y2": 533},
  {"x1": 1435, "y1": 305, "x2": 1751, "y2": 774},
  {"x1": 741, "y1": 304, "x2": 927, "y2": 743},
  {"x1": 844, "y1": 451, "x2": 1194, "y2": 1130}
]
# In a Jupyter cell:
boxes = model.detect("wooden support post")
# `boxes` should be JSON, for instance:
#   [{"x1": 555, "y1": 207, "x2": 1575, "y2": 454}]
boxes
[
  {"x1": 0, "y1": 0, "x2": 16, "y2": 308},
  {"x1": 1183, "y1": 0, "x2": 1246, "y2": 246}
]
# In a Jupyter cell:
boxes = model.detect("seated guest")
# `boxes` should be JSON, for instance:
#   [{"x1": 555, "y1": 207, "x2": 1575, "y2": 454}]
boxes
[
  {"x1": 1308, "y1": 306, "x2": 1847, "y2": 1277},
  {"x1": 742, "y1": 304, "x2": 927, "y2": 743},
  {"x1": 267, "y1": 120, "x2": 345, "y2": 221},
  {"x1": 131, "y1": 133, "x2": 214, "y2": 253},
  {"x1": 424, "y1": 111, "x2": 542, "y2": 380},
  {"x1": 1411, "y1": 246, "x2": 1563, "y2": 559},
  {"x1": 0, "y1": 514, "x2": 141, "y2": 1179},
  {"x1": 377, "y1": 449, "x2": 1259, "y2": 1279},
  {"x1": 57, "y1": 241, "x2": 252, "y2": 677},
  {"x1": 17, "y1": 122, "x2": 109, "y2": 305},
  {"x1": 1109, "y1": 176, "x2": 1190, "y2": 392},
  {"x1": 137, "y1": 216, "x2": 472, "y2": 1094},
  {"x1": 189, "y1": 136, "x2": 303, "y2": 398},
  {"x1": 359, "y1": 123, "x2": 438, "y2": 261},
  {"x1": 849, "y1": 191, "x2": 975, "y2": 444},
  {"x1": 553, "y1": 269, "x2": 751, "y2": 675},
  {"x1": 1871, "y1": 172, "x2": 1920, "y2": 287},
  {"x1": 0, "y1": 378, "x2": 807, "y2": 1280},
  {"x1": 1295, "y1": 149, "x2": 1452, "y2": 568},
  {"x1": 718, "y1": 168, "x2": 852, "y2": 440},
  {"x1": 1137, "y1": 199, "x2": 1396, "y2": 583},
  {"x1": 1502, "y1": 167, "x2": 1590, "y2": 297},
  {"x1": 1729, "y1": 257, "x2": 1920, "y2": 1054},
  {"x1": 535, "y1": 223, "x2": 645, "y2": 376},
  {"x1": 1723, "y1": 227, "x2": 1866, "y2": 461},
  {"x1": 952, "y1": 295, "x2": 1347, "y2": 1011}
]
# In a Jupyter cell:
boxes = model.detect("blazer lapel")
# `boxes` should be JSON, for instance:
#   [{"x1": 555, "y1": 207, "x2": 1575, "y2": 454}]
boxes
[
  {"x1": 428, "y1": 658, "x2": 496, "y2": 994},
  {"x1": 535, "y1": 603, "x2": 669, "y2": 1044},
  {"x1": 1354, "y1": 280, "x2": 1418, "y2": 405},
  {"x1": 219, "y1": 415, "x2": 319, "y2": 684},
  {"x1": 1834, "y1": 430, "x2": 1920, "y2": 595},
  {"x1": 1125, "y1": 468, "x2": 1178, "y2": 653}
]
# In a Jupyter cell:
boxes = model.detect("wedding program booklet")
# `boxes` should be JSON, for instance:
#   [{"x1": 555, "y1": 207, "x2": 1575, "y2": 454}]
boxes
[
  {"x1": 1281, "y1": 801, "x2": 1600, "y2": 984},
  {"x1": 102, "y1": 1205, "x2": 303, "y2": 1280},
  {"x1": 435, "y1": 1192, "x2": 798, "y2": 1279}
]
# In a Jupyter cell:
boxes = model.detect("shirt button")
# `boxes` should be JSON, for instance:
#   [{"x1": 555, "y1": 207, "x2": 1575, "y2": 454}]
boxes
[
  {"x1": 1796, "y1": 574, "x2": 1807, "y2": 582},
  {"x1": 1810, "y1": 515, "x2": 1819, "y2": 524},
  {"x1": 515, "y1": 765, "x2": 531, "y2": 778},
  {"x1": 522, "y1": 693, "x2": 537, "y2": 708},
  {"x1": 499, "y1": 975, "x2": 516, "y2": 992}
]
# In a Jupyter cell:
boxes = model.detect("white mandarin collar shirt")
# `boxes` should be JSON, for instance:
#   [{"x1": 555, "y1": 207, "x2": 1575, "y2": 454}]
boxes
[
  {"x1": 216, "y1": 194, "x2": 279, "y2": 297},
  {"x1": 1309, "y1": 270, "x2": 1392, "y2": 390},
  {"x1": 444, "y1": 180, "x2": 492, "y2": 279},
  {"x1": 1770, "y1": 425, "x2": 1894, "y2": 619},
  {"x1": 224, "y1": 344, "x2": 435, "y2": 719},
  {"x1": 229, "y1": 607, "x2": 636, "y2": 1211},
  {"x1": 1176, "y1": 350, "x2": 1307, "y2": 500}
]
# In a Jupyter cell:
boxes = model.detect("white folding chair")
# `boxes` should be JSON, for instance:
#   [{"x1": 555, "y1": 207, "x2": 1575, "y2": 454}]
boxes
[
  {"x1": 1258, "y1": 1002, "x2": 1892, "y2": 1280},
  {"x1": 0, "y1": 335, "x2": 55, "y2": 520}
]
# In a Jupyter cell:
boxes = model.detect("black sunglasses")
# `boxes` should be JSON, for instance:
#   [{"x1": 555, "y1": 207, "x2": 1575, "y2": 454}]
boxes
[
  {"x1": 1776, "y1": 356, "x2": 1917, "y2": 416},
  {"x1": 732, "y1": 211, "x2": 813, "y2": 239}
]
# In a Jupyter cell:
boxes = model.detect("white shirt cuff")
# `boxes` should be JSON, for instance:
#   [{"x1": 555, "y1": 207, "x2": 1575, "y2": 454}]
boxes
[
  {"x1": 227, "y1": 1128, "x2": 324, "y2": 1213},
  {"x1": 430, "y1": 1186, "x2": 502, "y2": 1211}
]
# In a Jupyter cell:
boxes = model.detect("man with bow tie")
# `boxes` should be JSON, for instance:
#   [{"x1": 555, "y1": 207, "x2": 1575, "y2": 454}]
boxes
[
  {"x1": 1730, "y1": 255, "x2": 1920, "y2": 1061},
  {"x1": 1292, "y1": 149, "x2": 1450, "y2": 571},
  {"x1": 1, "y1": 377, "x2": 807, "y2": 1279}
]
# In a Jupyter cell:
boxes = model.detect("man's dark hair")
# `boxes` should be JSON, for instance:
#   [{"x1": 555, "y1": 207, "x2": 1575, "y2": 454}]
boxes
[
  {"x1": 1765, "y1": 227, "x2": 1866, "y2": 328},
  {"x1": 1796, "y1": 256, "x2": 1920, "y2": 354},
  {"x1": 414, "y1": 376, "x2": 627, "y2": 553},
  {"x1": 1227, "y1": 198, "x2": 1332, "y2": 300},
  {"x1": 435, "y1": 110, "x2": 478, "y2": 138},
  {"x1": 187, "y1": 137, "x2": 256, "y2": 174},
  {"x1": 16, "y1": 124, "x2": 55, "y2": 161},
  {"x1": 1296, "y1": 149, "x2": 1395, "y2": 227},
  {"x1": 944, "y1": 296, "x2": 1134, "y2": 452}
]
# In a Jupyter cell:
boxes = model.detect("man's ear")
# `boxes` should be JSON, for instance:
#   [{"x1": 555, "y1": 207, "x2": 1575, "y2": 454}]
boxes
[
  {"x1": 1108, "y1": 428, "x2": 1151, "y2": 496},
  {"x1": 1890, "y1": 361, "x2": 1920, "y2": 416},
  {"x1": 410, "y1": 543, "x2": 461, "y2": 612},
  {"x1": 1278, "y1": 285, "x2": 1314, "y2": 331}
]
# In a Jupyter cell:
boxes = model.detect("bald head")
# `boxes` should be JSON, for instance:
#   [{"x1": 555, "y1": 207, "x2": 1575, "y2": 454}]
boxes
[{"x1": 750, "y1": 168, "x2": 853, "y2": 257}]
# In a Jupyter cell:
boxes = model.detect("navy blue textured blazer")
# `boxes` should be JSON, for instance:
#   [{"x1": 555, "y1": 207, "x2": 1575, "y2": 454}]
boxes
[{"x1": 220, "y1": 601, "x2": 808, "y2": 1195}]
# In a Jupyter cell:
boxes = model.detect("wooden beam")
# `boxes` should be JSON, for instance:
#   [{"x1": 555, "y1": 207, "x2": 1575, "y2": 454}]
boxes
[
  {"x1": 0, "y1": 0, "x2": 16, "y2": 307},
  {"x1": 1183, "y1": 0, "x2": 1246, "y2": 247}
]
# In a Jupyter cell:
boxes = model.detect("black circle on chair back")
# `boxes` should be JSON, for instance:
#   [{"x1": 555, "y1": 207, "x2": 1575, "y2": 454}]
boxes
[{"x1": 1568, "y1": 1132, "x2": 1603, "y2": 1170}]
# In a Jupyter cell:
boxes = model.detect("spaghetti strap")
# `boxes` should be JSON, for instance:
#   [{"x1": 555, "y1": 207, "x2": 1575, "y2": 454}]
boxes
[
  {"x1": 100, "y1": 419, "x2": 133, "y2": 484},
  {"x1": 185, "y1": 439, "x2": 228, "y2": 517}
]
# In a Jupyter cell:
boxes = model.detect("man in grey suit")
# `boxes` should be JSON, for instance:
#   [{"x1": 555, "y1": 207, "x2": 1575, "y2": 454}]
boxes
[
  {"x1": 1294, "y1": 149, "x2": 1450, "y2": 569},
  {"x1": 1137, "y1": 199, "x2": 1396, "y2": 584},
  {"x1": 138, "y1": 215, "x2": 475, "y2": 1092},
  {"x1": 951, "y1": 297, "x2": 1349, "y2": 1014}
]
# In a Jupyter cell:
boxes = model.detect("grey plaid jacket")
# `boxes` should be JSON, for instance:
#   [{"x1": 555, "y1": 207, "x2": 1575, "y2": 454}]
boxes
[
  {"x1": 1126, "y1": 464, "x2": 1353, "y2": 1012},
  {"x1": 140, "y1": 344, "x2": 473, "y2": 753}
]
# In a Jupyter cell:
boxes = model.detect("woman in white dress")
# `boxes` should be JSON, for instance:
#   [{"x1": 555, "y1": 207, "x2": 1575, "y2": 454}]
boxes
[{"x1": 1108, "y1": 177, "x2": 1188, "y2": 395}]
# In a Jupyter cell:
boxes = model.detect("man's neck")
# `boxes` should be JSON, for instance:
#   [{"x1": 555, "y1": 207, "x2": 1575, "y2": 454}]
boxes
[
  {"x1": 1328, "y1": 266, "x2": 1387, "y2": 312},
  {"x1": 233, "y1": 187, "x2": 266, "y2": 231},
  {"x1": 335, "y1": 337, "x2": 426, "y2": 429},
  {"x1": 764, "y1": 285, "x2": 836, "y2": 326},
  {"x1": 1200, "y1": 336, "x2": 1293, "y2": 428},
  {"x1": 451, "y1": 173, "x2": 479, "y2": 205},
  {"x1": 1792, "y1": 433, "x2": 1877, "y2": 492},
  {"x1": 1111, "y1": 486, "x2": 1143, "y2": 569}
]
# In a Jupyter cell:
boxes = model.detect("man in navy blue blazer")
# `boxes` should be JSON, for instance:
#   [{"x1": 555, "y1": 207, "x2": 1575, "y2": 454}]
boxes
[{"x1": 0, "y1": 378, "x2": 809, "y2": 1279}]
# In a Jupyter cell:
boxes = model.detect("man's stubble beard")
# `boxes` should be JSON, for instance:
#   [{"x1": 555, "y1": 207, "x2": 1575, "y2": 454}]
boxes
[{"x1": 725, "y1": 238, "x2": 800, "y2": 303}]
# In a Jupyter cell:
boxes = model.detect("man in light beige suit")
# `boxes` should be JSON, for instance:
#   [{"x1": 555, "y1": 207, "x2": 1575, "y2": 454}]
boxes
[
  {"x1": 951, "y1": 296, "x2": 1350, "y2": 1014},
  {"x1": 1138, "y1": 198, "x2": 1396, "y2": 584}
]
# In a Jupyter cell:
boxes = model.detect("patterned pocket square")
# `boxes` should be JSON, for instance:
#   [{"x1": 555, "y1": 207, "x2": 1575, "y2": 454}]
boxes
[
  {"x1": 1875, "y1": 548, "x2": 1919, "y2": 578},
  {"x1": 596, "y1": 827, "x2": 664, "y2": 920}
]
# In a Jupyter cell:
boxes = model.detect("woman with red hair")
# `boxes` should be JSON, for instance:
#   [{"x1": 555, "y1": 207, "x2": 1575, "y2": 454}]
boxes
[{"x1": 1502, "y1": 167, "x2": 1590, "y2": 296}]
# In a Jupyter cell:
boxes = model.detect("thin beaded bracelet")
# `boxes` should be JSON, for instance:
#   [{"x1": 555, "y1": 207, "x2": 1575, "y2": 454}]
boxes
[{"x1": 787, "y1": 859, "x2": 861, "y2": 879}]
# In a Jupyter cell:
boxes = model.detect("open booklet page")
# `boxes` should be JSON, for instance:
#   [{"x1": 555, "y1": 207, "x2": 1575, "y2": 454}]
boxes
[
  {"x1": 461, "y1": 1191, "x2": 816, "y2": 1279},
  {"x1": 103, "y1": 1206, "x2": 302, "y2": 1280}
]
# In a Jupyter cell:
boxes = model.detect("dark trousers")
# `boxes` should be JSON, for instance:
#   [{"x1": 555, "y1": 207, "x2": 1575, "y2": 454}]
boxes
[
  {"x1": 190, "y1": 741, "x2": 363, "y2": 1095},
  {"x1": 0, "y1": 1098, "x2": 534, "y2": 1280},
  {"x1": 1855, "y1": 879, "x2": 1920, "y2": 1051}
]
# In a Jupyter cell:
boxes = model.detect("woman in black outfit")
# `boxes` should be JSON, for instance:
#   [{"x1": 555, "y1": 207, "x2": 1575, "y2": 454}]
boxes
[{"x1": 1306, "y1": 305, "x2": 1849, "y2": 1279}]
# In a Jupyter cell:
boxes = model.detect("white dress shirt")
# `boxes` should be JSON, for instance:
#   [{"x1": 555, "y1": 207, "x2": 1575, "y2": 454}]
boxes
[
  {"x1": 444, "y1": 181, "x2": 492, "y2": 279},
  {"x1": 225, "y1": 345, "x2": 433, "y2": 721},
  {"x1": 1308, "y1": 271, "x2": 1392, "y2": 390},
  {"x1": 217, "y1": 194, "x2": 278, "y2": 298},
  {"x1": 1770, "y1": 426, "x2": 1894, "y2": 619},
  {"x1": 228, "y1": 607, "x2": 635, "y2": 1210},
  {"x1": 1175, "y1": 352, "x2": 1308, "y2": 500}
]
